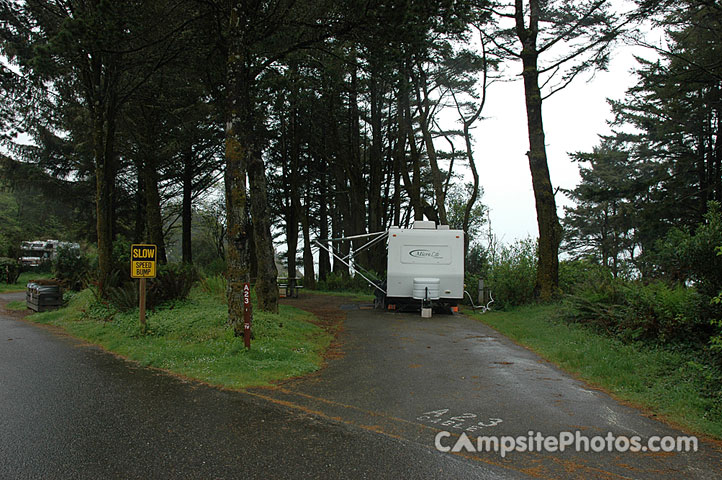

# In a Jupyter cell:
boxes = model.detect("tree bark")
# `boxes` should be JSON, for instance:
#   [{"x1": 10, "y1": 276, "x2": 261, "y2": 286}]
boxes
[
  {"x1": 398, "y1": 70, "x2": 423, "y2": 221},
  {"x1": 134, "y1": 167, "x2": 146, "y2": 243},
  {"x1": 301, "y1": 196, "x2": 316, "y2": 289},
  {"x1": 516, "y1": 0, "x2": 562, "y2": 301},
  {"x1": 318, "y1": 169, "x2": 331, "y2": 281},
  {"x1": 93, "y1": 103, "x2": 117, "y2": 296},
  {"x1": 225, "y1": 20, "x2": 252, "y2": 335},
  {"x1": 347, "y1": 62, "x2": 368, "y2": 266},
  {"x1": 415, "y1": 66, "x2": 447, "y2": 225},
  {"x1": 461, "y1": 123, "x2": 480, "y2": 257},
  {"x1": 182, "y1": 149, "x2": 193, "y2": 264},
  {"x1": 142, "y1": 157, "x2": 167, "y2": 264},
  {"x1": 248, "y1": 148, "x2": 279, "y2": 313}
]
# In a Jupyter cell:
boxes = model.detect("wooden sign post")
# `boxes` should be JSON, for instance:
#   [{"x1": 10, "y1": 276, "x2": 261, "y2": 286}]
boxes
[
  {"x1": 243, "y1": 282, "x2": 252, "y2": 349},
  {"x1": 130, "y1": 244, "x2": 157, "y2": 333}
]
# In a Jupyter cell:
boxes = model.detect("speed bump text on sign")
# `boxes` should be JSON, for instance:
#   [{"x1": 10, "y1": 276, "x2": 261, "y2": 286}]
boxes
[{"x1": 130, "y1": 244, "x2": 157, "y2": 278}]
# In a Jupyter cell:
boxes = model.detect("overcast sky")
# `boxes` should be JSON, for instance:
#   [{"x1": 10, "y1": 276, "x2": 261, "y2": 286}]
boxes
[{"x1": 467, "y1": 42, "x2": 650, "y2": 245}]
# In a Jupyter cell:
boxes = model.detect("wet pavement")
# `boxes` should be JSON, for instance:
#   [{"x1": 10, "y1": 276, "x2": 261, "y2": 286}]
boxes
[
  {"x1": 3, "y1": 290, "x2": 722, "y2": 479},
  {"x1": 251, "y1": 306, "x2": 722, "y2": 479},
  {"x1": 0, "y1": 292, "x2": 512, "y2": 479}
]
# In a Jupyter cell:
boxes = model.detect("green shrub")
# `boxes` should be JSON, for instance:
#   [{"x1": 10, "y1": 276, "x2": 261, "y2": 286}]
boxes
[
  {"x1": 485, "y1": 238, "x2": 537, "y2": 309},
  {"x1": 199, "y1": 274, "x2": 227, "y2": 303},
  {"x1": 105, "y1": 263, "x2": 199, "y2": 312},
  {"x1": 148, "y1": 263, "x2": 199, "y2": 308},
  {"x1": 0, "y1": 257, "x2": 21, "y2": 284},
  {"x1": 710, "y1": 246, "x2": 722, "y2": 356},
  {"x1": 558, "y1": 259, "x2": 614, "y2": 296},
  {"x1": 652, "y1": 201, "x2": 722, "y2": 297},
  {"x1": 111, "y1": 237, "x2": 133, "y2": 283},
  {"x1": 465, "y1": 243, "x2": 490, "y2": 277},
  {"x1": 53, "y1": 244, "x2": 90, "y2": 291},
  {"x1": 106, "y1": 282, "x2": 138, "y2": 313},
  {"x1": 201, "y1": 257, "x2": 226, "y2": 277},
  {"x1": 562, "y1": 279, "x2": 712, "y2": 345}
]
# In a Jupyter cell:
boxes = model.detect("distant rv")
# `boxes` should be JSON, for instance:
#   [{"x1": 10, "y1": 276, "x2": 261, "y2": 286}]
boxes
[{"x1": 19, "y1": 240, "x2": 80, "y2": 267}]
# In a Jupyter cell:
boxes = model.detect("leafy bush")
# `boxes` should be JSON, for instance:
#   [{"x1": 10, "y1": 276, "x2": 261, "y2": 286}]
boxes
[
  {"x1": 562, "y1": 280, "x2": 713, "y2": 345},
  {"x1": 111, "y1": 236, "x2": 133, "y2": 283},
  {"x1": 485, "y1": 238, "x2": 537, "y2": 309},
  {"x1": 0, "y1": 257, "x2": 21, "y2": 284},
  {"x1": 558, "y1": 259, "x2": 614, "y2": 296},
  {"x1": 106, "y1": 282, "x2": 139, "y2": 313},
  {"x1": 710, "y1": 246, "x2": 722, "y2": 355},
  {"x1": 652, "y1": 201, "x2": 722, "y2": 297},
  {"x1": 199, "y1": 274, "x2": 227, "y2": 303},
  {"x1": 148, "y1": 263, "x2": 199, "y2": 308},
  {"x1": 53, "y1": 244, "x2": 90, "y2": 291},
  {"x1": 201, "y1": 257, "x2": 226, "y2": 277},
  {"x1": 105, "y1": 263, "x2": 199, "y2": 312},
  {"x1": 465, "y1": 243, "x2": 490, "y2": 278}
]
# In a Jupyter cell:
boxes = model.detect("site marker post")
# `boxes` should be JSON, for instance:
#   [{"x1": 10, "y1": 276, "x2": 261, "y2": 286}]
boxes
[
  {"x1": 243, "y1": 282, "x2": 252, "y2": 349},
  {"x1": 130, "y1": 244, "x2": 157, "y2": 333}
]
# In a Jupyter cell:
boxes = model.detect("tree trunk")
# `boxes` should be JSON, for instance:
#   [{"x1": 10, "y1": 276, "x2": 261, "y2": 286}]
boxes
[
  {"x1": 285, "y1": 205, "x2": 299, "y2": 280},
  {"x1": 301, "y1": 197, "x2": 316, "y2": 289},
  {"x1": 714, "y1": 109, "x2": 722, "y2": 202},
  {"x1": 134, "y1": 167, "x2": 146, "y2": 243},
  {"x1": 318, "y1": 170, "x2": 331, "y2": 281},
  {"x1": 399, "y1": 71, "x2": 423, "y2": 221},
  {"x1": 248, "y1": 147, "x2": 279, "y2": 313},
  {"x1": 516, "y1": 0, "x2": 562, "y2": 301},
  {"x1": 93, "y1": 105, "x2": 116, "y2": 297},
  {"x1": 461, "y1": 123, "x2": 480, "y2": 257},
  {"x1": 368, "y1": 72, "x2": 385, "y2": 273},
  {"x1": 330, "y1": 191, "x2": 348, "y2": 276},
  {"x1": 143, "y1": 158, "x2": 167, "y2": 264},
  {"x1": 393, "y1": 87, "x2": 405, "y2": 227},
  {"x1": 347, "y1": 63, "x2": 368, "y2": 266},
  {"x1": 416, "y1": 67, "x2": 447, "y2": 224},
  {"x1": 225, "y1": 26, "x2": 253, "y2": 336},
  {"x1": 182, "y1": 149, "x2": 193, "y2": 264}
]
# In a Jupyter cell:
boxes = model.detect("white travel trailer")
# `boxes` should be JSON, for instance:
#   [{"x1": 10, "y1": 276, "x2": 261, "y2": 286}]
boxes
[
  {"x1": 19, "y1": 240, "x2": 80, "y2": 267},
  {"x1": 384, "y1": 222, "x2": 465, "y2": 310},
  {"x1": 314, "y1": 221, "x2": 465, "y2": 312}
]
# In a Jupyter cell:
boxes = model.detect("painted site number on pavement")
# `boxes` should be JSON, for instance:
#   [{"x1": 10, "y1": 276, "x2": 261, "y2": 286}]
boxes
[{"x1": 130, "y1": 244, "x2": 157, "y2": 278}]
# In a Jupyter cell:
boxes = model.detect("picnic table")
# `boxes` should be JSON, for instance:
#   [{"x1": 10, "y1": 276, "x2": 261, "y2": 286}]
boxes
[{"x1": 277, "y1": 277, "x2": 304, "y2": 298}]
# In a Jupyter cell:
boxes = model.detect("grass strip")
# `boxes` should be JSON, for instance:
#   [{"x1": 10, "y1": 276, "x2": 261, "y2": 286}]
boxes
[
  {"x1": 5, "y1": 300, "x2": 26, "y2": 311},
  {"x1": 302, "y1": 289, "x2": 374, "y2": 302},
  {"x1": 471, "y1": 304, "x2": 722, "y2": 439},
  {"x1": 29, "y1": 287, "x2": 332, "y2": 389},
  {"x1": 0, "y1": 271, "x2": 53, "y2": 293}
]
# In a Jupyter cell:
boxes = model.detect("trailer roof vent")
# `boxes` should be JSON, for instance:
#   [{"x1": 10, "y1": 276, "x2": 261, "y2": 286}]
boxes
[{"x1": 412, "y1": 221, "x2": 436, "y2": 230}]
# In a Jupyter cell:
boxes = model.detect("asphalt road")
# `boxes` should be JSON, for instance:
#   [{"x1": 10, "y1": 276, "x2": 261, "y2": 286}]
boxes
[
  {"x1": 2, "y1": 292, "x2": 721, "y2": 479},
  {"x1": 252, "y1": 303, "x2": 722, "y2": 479},
  {"x1": 0, "y1": 292, "x2": 514, "y2": 479}
]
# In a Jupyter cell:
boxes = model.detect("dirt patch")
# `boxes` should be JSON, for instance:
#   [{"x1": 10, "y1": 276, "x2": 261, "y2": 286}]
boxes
[
  {"x1": 0, "y1": 293, "x2": 31, "y2": 321},
  {"x1": 280, "y1": 293, "x2": 351, "y2": 362}
]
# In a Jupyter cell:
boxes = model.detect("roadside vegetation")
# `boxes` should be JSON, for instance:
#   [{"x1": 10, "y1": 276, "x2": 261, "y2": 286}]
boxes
[
  {"x1": 473, "y1": 305, "x2": 722, "y2": 439},
  {"x1": 462, "y1": 206, "x2": 722, "y2": 439},
  {"x1": 0, "y1": 271, "x2": 53, "y2": 294},
  {"x1": 29, "y1": 285, "x2": 331, "y2": 389}
]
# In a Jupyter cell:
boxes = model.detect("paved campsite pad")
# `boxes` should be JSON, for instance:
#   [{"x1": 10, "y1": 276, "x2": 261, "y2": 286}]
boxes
[{"x1": 260, "y1": 295, "x2": 722, "y2": 479}]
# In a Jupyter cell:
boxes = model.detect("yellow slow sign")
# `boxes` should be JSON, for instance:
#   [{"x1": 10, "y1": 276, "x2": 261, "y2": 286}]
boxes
[{"x1": 130, "y1": 244, "x2": 157, "y2": 278}]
